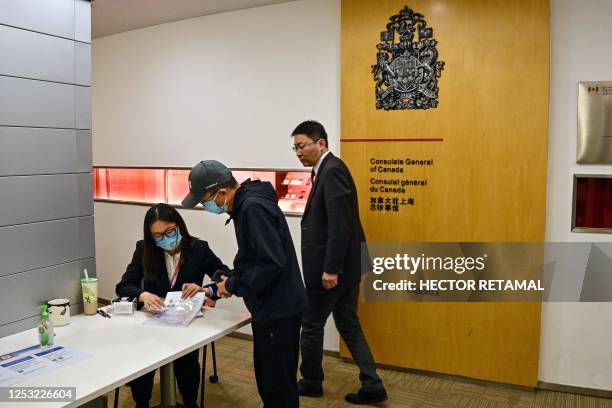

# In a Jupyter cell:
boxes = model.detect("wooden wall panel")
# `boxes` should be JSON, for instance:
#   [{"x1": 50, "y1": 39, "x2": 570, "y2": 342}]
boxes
[{"x1": 340, "y1": 0, "x2": 549, "y2": 386}]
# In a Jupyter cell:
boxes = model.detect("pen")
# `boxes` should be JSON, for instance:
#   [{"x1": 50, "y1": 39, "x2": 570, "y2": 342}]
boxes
[{"x1": 97, "y1": 309, "x2": 111, "y2": 319}]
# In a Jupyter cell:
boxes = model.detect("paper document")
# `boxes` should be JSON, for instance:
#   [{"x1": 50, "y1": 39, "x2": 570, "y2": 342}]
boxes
[
  {"x1": 0, "y1": 345, "x2": 90, "y2": 386},
  {"x1": 34, "y1": 345, "x2": 90, "y2": 367},
  {"x1": 144, "y1": 291, "x2": 206, "y2": 327}
]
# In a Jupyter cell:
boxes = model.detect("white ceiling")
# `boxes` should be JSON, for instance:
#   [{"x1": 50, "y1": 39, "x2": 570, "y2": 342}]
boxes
[{"x1": 91, "y1": 0, "x2": 293, "y2": 39}]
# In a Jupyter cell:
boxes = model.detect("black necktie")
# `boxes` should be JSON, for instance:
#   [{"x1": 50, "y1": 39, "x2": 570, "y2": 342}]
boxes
[{"x1": 311, "y1": 169, "x2": 315, "y2": 183}]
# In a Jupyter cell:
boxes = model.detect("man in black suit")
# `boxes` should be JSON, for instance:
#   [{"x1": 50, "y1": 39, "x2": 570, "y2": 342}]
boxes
[{"x1": 291, "y1": 120, "x2": 387, "y2": 404}]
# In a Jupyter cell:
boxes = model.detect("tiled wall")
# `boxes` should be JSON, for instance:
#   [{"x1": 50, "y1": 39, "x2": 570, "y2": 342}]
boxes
[{"x1": 0, "y1": 0, "x2": 95, "y2": 337}]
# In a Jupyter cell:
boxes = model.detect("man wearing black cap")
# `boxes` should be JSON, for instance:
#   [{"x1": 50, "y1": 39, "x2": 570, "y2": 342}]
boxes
[
  {"x1": 182, "y1": 160, "x2": 306, "y2": 408},
  {"x1": 291, "y1": 120, "x2": 387, "y2": 404}
]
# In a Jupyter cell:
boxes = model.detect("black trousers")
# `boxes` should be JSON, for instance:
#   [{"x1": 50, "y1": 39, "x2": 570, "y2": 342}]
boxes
[
  {"x1": 128, "y1": 348, "x2": 200, "y2": 408},
  {"x1": 252, "y1": 313, "x2": 302, "y2": 408},
  {"x1": 300, "y1": 284, "x2": 383, "y2": 391}
]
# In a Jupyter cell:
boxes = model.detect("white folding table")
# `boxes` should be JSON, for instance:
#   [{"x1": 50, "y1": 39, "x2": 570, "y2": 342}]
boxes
[{"x1": 0, "y1": 307, "x2": 251, "y2": 408}]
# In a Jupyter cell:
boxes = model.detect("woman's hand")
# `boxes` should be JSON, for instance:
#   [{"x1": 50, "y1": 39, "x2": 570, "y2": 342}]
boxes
[
  {"x1": 139, "y1": 291, "x2": 165, "y2": 310},
  {"x1": 181, "y1": 283, "x2": 203, "y2": 299}
]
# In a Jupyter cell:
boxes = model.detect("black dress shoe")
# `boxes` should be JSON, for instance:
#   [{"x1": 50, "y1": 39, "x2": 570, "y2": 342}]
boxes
[
  {"x1": 345, "y1": 387, "x2": 388, "y2": 405},
  {"x1": 297, "y1": 378, "x2": 323, "y2": 398}
]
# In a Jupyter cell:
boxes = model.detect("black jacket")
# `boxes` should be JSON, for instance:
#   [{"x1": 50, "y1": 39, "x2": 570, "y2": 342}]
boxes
[
  {"x1": 225, "y1": 179, "x2": 306, "y2": 322},
  {"x1": 116, "y1": 238, "x2": 229, "y2": 305},
  {"x1": 301, "y1": 152, "x2": 367, "y2": 292}
]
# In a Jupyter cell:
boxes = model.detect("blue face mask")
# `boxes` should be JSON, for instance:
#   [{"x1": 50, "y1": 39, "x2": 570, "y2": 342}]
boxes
[
  {"x1": 155, "y1": 229, "x2": 182, "y2": 251},
  {"x1": 201, "y1": 192, "x2": 227, "y2": 214}
]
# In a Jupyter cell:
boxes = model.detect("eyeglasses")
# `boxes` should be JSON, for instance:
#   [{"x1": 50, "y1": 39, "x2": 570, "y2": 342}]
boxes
[
  {"x1": 152, "y1": 227, "x2": 178, "y2": 242},
  {"x1": 292, "y1": 141, "x2": 317, "y2": 152}
]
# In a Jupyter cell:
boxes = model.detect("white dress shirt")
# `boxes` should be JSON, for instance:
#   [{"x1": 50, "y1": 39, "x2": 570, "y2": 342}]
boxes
[{"x1": 312, "y1": 151, "x2": 331, "y2": 179}]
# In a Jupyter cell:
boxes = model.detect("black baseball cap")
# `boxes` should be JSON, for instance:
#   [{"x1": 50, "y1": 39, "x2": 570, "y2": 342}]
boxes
[{"x1": 181, "y1": 160, "x2": 233, "y2": 208}]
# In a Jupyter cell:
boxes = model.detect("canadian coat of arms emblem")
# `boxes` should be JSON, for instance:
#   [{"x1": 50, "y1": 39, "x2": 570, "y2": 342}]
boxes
[{"x1": 372, "y1": 6, "x2": 445, "y2": 110}]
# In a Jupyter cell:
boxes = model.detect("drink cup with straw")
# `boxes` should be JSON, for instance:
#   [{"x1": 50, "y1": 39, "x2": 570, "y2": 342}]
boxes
[{"x1": 81, "y1": 268, "x2": 98, "y2": 315}]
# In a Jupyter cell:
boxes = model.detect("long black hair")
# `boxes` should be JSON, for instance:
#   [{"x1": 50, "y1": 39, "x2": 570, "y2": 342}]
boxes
[{"x1": 142, "y1": 203, "x2": 195, "y2": 282}]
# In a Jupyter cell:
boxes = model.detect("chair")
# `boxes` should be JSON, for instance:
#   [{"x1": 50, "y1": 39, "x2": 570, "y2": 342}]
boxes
[{"x1": 200, "y1": 341, "x2": 219, "y2": 408}]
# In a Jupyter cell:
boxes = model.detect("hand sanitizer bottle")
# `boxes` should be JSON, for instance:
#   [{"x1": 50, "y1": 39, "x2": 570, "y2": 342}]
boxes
[{"x1": 38, "y1": 305, "x2": 54, "y2": 346}]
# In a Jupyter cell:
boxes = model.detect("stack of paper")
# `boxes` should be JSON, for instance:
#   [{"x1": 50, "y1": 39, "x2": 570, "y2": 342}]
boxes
[{"x1": 144, "y1": 292, "x2": 206, "y2": 327}]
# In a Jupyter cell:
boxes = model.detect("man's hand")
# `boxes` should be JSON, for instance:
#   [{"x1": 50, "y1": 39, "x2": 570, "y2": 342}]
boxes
[
  {"x1": 181, "y1": 283, "x2": 203, "y2": 299},
  {"x1": 322, "y1": 272, "x2": 338, "y2": 290},
  {"x1": 217, "y1": 276, "x2": 232, "y2": 298}
]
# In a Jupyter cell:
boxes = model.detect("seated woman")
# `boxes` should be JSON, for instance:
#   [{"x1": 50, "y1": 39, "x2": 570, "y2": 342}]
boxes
[{"x1": 116, "y1": 203, "x2": 227, "y2": 408}]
